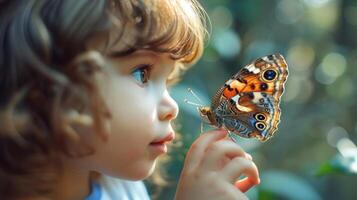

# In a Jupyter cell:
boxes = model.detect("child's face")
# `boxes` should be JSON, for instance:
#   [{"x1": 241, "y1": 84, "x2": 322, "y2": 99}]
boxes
[{"x1": 72, "y1": 50, "x2": 179, "y2": 180}]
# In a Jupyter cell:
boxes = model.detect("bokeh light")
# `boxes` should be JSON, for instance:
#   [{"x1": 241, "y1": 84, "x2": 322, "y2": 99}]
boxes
[
  {"x1": 275, "y1": 0, "x2": 305, "y2": 24},
  {"x1": 315, "y1": 52, "x2": 347, "y2": 85}
]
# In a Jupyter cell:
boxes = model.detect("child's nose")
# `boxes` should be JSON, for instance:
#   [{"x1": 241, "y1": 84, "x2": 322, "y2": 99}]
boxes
[{"x1": 158, "y1": 90, "x2": 179, "y2": 121}]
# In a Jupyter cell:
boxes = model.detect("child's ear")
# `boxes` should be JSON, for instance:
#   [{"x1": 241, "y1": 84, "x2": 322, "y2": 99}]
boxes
[
  {"x1": 57, "y1": 109, "x2": 111, "y2": 157},
  {"x1": 64, "y1": 109, "x2": 111, "y2": 140},
  {"x1": 53, "y1": 109, "x2": 93, "y2": 157}
]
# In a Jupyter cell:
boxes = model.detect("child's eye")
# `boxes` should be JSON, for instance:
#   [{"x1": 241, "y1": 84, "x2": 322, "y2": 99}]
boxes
[{"x1": 131, "y1": 64, "x2": 152, "y2": 84}]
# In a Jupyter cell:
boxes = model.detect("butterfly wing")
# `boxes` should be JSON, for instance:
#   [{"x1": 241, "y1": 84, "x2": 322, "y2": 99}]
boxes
[{"x1": 209, "y1": 53, "x2": 288, "y2": 141}]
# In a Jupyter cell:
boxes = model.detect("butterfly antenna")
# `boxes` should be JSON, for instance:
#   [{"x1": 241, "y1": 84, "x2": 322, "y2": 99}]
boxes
[
  {"x1": 187, "y1": 88, "x2": 203, "y2": 103},
  {"x1": 185, "y1": 88, "x2": 206, "y2": 135},
  {"x1": 183, "y1": 99, "x2": 204, "y2": 107}
]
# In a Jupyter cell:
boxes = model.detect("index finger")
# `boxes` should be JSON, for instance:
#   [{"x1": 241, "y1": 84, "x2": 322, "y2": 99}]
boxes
[
  {"x1": 184, "y1": 129, "x2": 228, "y2": 171},
  {"x1": 221, "y1": 157, "x2": 260, "y2": 192}
]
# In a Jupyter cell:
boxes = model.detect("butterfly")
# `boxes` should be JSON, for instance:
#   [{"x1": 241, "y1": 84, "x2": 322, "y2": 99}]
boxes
[{"x1": 199, "y1": 53, "x2": 289, "y2": 142}]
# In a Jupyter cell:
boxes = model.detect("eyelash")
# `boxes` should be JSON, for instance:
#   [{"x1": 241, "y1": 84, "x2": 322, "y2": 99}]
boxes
[{"x1": 131, "y1": 64, "x2": 153, "y2": 85}]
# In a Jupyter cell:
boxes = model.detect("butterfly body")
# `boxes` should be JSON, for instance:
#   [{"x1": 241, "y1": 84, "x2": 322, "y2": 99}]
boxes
[{"x1": 199, "y1": 53, "x2": 288, "y2": 142}]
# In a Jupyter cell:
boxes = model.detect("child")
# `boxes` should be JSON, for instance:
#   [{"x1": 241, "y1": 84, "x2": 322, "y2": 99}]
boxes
[{"x1": 0, "y1": 0, "x2": 260, "y2": 199}]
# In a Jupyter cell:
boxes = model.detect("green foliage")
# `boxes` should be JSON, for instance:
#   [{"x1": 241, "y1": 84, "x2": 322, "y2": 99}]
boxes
[{"x1": 317, "y1": 154, "x2": 357, "y2": 176}]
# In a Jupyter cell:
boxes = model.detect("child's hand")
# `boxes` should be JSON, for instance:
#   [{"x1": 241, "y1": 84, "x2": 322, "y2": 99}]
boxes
[{"x1": 175, "y1": 130, "x2": 260, "y2": 200}]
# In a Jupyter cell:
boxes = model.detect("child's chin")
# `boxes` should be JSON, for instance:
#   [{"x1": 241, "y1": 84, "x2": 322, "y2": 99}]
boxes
[{"x1": 124, "y1": 160, "x2": 158, "y2": 180}]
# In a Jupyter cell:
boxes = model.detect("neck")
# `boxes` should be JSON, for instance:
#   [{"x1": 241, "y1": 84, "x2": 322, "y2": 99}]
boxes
[{"x1": 52, "y1": 161, "x2": 92, "y2": 200}]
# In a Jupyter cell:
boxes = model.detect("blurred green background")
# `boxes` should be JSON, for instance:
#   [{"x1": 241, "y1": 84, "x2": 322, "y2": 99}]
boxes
[{"x1": 148, "y1": 0, "x2": 357, "y2": 199}]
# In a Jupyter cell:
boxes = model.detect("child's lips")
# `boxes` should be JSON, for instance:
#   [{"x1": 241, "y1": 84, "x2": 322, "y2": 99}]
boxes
[
  {"x1": 149, "y1": 132, "x2": 174, "y2": 154},
  {"x1": 150, "y1": 132, "x2": 175, "y2": 145}
]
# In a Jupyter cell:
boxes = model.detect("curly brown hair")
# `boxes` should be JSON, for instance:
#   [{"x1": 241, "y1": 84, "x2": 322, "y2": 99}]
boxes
[{"x1": 0, "y1": 0, "x2": 207, "y2": 198}]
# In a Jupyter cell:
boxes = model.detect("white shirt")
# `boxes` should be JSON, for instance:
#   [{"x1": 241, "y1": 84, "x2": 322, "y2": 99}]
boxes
[{"x1": 85, "y1": 176, "x2": 150, "y2": 200}]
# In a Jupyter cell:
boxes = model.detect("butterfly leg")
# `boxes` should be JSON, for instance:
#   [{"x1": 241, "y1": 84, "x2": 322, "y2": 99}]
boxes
[{"x1": 228, "y1": 131, "x2": 238, "y2": 143}]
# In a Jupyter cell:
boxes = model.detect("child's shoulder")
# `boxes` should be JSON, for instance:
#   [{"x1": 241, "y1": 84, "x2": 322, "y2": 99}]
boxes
[{"x1": 97, "y1": 175, "x2": 150, "y2": 200}]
